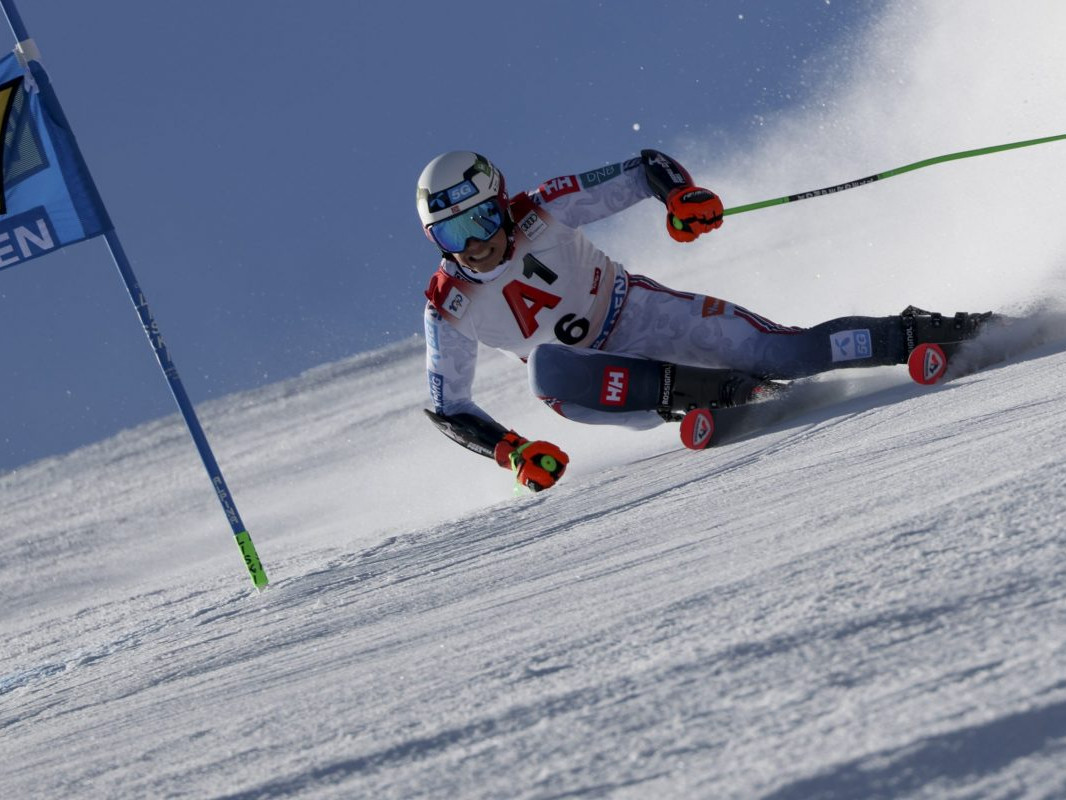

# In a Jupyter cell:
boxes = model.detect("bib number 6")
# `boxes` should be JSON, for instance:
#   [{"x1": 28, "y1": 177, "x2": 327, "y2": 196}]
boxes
[
  {"x1": 502, "y1": 280, "x2": 593, "y2": 344},
  {"x1": 554, "y1": 313, "x2": 590, "y2": 345},
  {"x1": 503, "y1": 254, "x2": 592, "y2": 343}
]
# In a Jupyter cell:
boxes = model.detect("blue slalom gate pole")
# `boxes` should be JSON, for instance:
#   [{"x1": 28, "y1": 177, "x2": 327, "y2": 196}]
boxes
[
  {"x1": 103, "y1": 233, "x2": 269, "y2": 589},
  {"x1": 1, "y1": 0, "x2": 268, "y2": 589}
]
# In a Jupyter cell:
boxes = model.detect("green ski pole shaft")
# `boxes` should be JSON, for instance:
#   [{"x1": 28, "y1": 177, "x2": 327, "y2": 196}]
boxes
[{"x1": 723, "y1": 132, "x2": 1066, "y2": 217}]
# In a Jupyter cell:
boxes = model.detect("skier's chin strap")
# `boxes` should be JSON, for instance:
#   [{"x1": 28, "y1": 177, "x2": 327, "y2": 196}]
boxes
[{"x1": 500, "y1": 215, "x2": 517, "y2": 260}]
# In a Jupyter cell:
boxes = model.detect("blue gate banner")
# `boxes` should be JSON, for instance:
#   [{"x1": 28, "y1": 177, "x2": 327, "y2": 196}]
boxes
[{"x1": 0, "y1": 50, "x2": 110, "y2": 272}]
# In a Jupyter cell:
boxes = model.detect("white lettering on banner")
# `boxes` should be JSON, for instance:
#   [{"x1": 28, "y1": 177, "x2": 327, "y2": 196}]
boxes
[
  {"x1": 0, "y1": 212, "x2": 59, "y2": 268},
  {"x1": 0, "y1": 234, "x2": 15, "y2": 267},
  {"x1": 17, "y1": 219, "x2": 55, "y2": 255}
]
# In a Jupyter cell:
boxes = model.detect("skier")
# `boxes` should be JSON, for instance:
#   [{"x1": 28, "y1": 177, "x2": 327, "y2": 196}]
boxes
[{"x1": 419, "y1": 150, "x2": 990, "y2": 492}]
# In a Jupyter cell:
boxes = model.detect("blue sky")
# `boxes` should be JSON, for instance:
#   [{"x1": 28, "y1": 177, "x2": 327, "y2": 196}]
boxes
[{"x1": 0, "y1": 0, "x2": 882, "y2": 470}]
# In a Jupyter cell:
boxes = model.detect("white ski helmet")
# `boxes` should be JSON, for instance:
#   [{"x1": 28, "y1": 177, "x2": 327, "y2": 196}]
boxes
[{"x1": 416, "y1": 151, "x2": 509, "y2": 253}]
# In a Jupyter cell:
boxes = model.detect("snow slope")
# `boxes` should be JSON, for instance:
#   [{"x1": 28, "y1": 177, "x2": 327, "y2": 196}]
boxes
[
  {"x1": 3, "y1": 325, "x2": 1066, "y2": 799},
  {"x1": 5, "y1": 0, "x2": 1066, "y2": 797}
]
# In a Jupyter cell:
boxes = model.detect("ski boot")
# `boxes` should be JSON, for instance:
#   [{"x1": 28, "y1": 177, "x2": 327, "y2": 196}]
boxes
[
  {"x1": 661, "y1": 364, "x2": 786, "y2": 450},
  {"x1": 900, "y1": 305, "x2": 994, "y2": 385},
  {"x1": 659, "y1": 364, "x2": 779, "y2": 419}
]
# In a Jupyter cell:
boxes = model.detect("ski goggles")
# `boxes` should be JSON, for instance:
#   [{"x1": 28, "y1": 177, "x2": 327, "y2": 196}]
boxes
[{"x1": 427, "y1": 199, "x2": 504, "y2": 253}]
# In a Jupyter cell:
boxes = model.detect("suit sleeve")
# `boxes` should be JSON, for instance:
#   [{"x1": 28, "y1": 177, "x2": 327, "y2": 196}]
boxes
[
  {"x1": 424, "y1": 301, "x2": 504, "y2": 424},
  {"x1": 528, "y1": 156, "x2": 653, "y2": 227},
  {"x1": 527, "y1": 150, "x2": 694, "y2": 227}
]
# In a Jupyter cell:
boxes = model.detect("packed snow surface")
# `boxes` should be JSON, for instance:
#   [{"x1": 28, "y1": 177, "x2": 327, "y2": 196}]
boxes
[
  {"x1": 5, "y1": 1, "x2": 1066, "y2": 797},
  {"x1": 3, "y1": 324, "x2": 1066, "y2": 799}
]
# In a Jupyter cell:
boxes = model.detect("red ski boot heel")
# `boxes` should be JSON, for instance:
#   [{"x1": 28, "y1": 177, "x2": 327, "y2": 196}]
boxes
[
  {"x1": 679, "y1": 408, "x2": 716, "y2": 450},
  {"x1": 908, "y1": 342, "x2": 948, "y2": 385}
]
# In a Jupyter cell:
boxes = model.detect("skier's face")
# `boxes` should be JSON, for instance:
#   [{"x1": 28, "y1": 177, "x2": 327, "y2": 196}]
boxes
[{"x1": 453, "y1": 226, "x2": 508, "y2": 272}]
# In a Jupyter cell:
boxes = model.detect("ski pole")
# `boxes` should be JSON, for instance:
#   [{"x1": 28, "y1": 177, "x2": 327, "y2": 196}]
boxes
[{"x1": 723, "y1": 132, "x2": 1066, "y2": 217}]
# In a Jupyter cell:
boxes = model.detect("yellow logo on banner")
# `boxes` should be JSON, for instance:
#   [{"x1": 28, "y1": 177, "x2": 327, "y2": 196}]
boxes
[{"x1": 0, "y1": 75, "x2": 25, "y2": 214}]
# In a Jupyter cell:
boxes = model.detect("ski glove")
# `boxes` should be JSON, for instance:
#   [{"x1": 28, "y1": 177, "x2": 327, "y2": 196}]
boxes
[
  {"x1": 494, "y1": 431, "x2": 569, "y2": 492},
  {"x1": 665, "y1": 187, "x2": 724, "y2": 242}
]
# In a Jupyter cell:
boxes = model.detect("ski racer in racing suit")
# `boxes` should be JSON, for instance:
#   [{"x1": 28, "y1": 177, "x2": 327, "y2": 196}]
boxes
[{"x1": 418, "y1": 150, "x2": 988, "y2": 493}]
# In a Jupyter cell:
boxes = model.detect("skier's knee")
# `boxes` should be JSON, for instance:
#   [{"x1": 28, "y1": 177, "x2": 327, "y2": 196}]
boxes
[{"x1": 528, "y1": 343, "x2": 585, "y2": 401}]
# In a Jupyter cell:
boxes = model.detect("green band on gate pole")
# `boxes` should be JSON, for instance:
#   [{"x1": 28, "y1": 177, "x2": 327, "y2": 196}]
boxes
[
  {"x1": 723, "y1": 132, "x2": 1066, "y2": 217},
  {"x1": 235, "y1": 531, "x2": 269, "y2": 589}
]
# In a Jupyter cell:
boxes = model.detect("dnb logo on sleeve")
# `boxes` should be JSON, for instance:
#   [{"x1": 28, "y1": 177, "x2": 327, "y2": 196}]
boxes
[{"x1": 830, "y1": 329, "x2": 873, "y2": 362}]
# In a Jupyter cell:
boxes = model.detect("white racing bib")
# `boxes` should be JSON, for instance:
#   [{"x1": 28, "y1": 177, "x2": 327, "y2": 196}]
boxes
[{"x1": 426, "y1": 195, "x2": 625, "y2": 359}]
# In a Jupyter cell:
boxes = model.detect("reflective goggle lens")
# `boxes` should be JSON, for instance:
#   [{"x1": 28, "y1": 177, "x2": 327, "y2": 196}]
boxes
[{"x1": 428, "y1": 199, "x2": 503, "y2": 253}]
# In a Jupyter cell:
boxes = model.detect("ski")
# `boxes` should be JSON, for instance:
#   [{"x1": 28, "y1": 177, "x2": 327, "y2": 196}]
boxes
[
  {"x1": 904, "y1": 307, "x2": 1062, "y2": 386},
  {"x1": 677, "y1": 388, "x2": 806, "y2": 450}
]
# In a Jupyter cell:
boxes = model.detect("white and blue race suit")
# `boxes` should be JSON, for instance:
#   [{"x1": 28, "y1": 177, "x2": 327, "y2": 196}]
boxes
[{"x1": 424, "y1": 153, "x2": 905, "y2": 432}]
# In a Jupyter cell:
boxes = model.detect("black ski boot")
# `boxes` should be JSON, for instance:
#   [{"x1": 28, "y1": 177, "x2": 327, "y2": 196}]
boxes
[
  {"x1": 900, "y1": 305, "x2": 993, "y2": 359},
  {"x1": 658, "y1": 363, "x2": 783, "y2": 421},
  {"x1": 900, "y1": 305, "x2": 995, "y2": 384}
]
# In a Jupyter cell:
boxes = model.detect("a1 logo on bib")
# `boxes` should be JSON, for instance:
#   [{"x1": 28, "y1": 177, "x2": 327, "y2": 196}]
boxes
[{"x1": 908, "y1": 342, "x2": 948, "y2": 385}]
